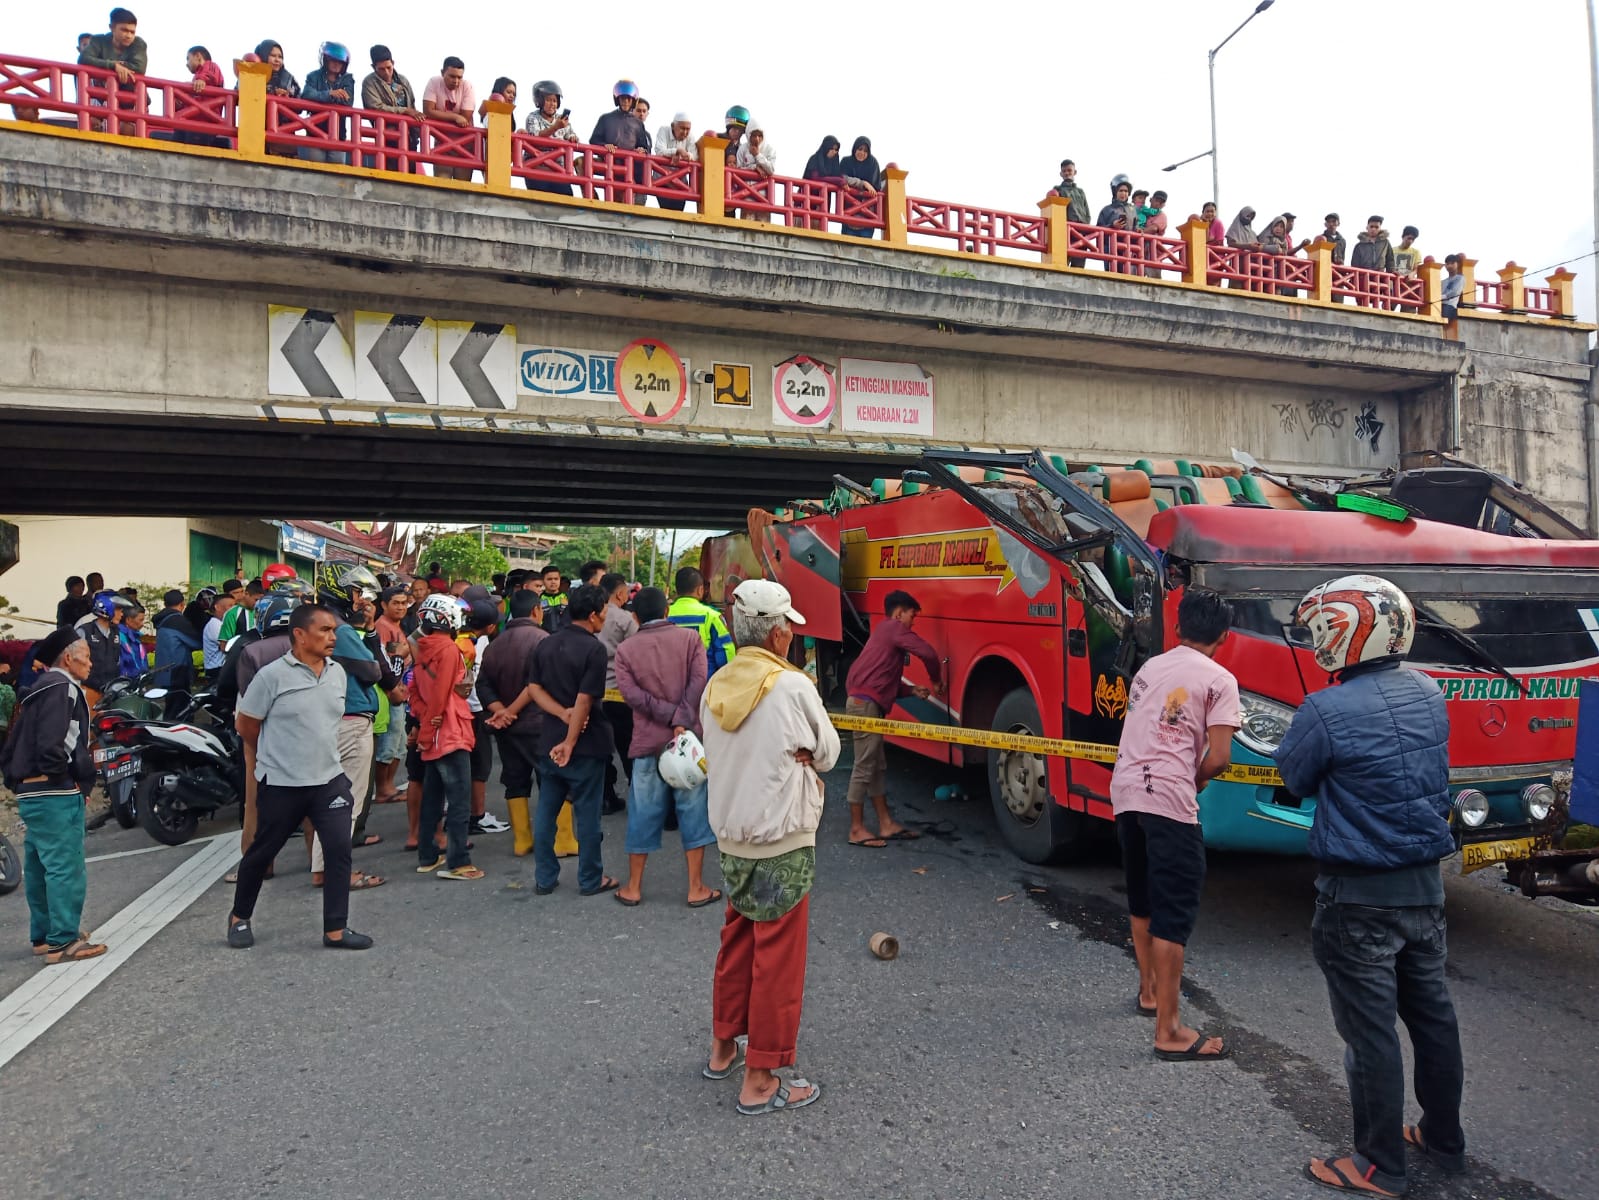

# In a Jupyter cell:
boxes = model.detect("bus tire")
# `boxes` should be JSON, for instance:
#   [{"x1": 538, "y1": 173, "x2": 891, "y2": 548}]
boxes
[{"x1": 987, "y1": 687, "x2": 1083, "y2": 864}]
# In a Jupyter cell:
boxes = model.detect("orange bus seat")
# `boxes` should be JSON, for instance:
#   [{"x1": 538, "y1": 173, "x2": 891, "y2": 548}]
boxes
[{"x1": 1103, "y1": 470, "x2": 1162, "y2": 538}]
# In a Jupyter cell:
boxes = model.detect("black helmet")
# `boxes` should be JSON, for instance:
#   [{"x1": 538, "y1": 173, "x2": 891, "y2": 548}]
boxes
[
  {"x1": 532, "y1": 79, "x2": 563, "y2": 106},
  {"x1": 260, "y1": 595, "x2": 300, "y2": 633}
]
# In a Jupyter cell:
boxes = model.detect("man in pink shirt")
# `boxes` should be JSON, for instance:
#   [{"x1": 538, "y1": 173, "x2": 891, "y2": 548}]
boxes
[
  {"x1": 423, "y1": 56, "x2": 477, "y2": 182},
  {"x1": 843, "y1": 590, "x2": 943, "y2": 847},
  {"x1": 1109, "y1": 590, "x2": 1240, "y2": 1063}
]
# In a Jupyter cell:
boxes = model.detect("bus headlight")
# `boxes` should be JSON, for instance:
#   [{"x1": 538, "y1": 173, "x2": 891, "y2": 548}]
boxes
[
  {"x1": 1521, "y1": 783, "x2": 1556, "y2": 822},
  {"x1": 1236, "y1": 691, "x2": 1297, "y2": 756},
  {"x1": 1453, "y1": 789, "x2": 1490, "y2": 828}
]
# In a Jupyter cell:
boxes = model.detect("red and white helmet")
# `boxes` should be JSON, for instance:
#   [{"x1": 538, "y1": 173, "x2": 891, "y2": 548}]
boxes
[
  {"x1": 417, "y1": 593, "x2": 463, "y2": 634},
  {"x1": 1294, "y1": 574, "x2": 1414, "y2": 674}
]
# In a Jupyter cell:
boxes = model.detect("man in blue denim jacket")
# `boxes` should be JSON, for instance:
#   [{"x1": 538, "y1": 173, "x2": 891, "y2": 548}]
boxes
[{"x1": 1275, "y1": 574, "x2": 1466, "y2": 1197}]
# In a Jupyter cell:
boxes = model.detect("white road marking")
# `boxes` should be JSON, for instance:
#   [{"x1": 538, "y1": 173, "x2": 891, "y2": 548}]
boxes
[
  {"x1": 85, "y1": 835, "x2": 220, "y2": 864},
  {"x1": 0, "y1": 835, "x2": 236, "y2": 1070}
]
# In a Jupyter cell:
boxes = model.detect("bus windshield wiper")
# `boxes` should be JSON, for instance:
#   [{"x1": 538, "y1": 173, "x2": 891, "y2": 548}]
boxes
[{"x1": 1412, "y1": 602, "x2": 1520, "y2": 695}]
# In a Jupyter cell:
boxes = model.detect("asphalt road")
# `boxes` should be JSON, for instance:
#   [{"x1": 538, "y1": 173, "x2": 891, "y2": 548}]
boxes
[{"x1": 2, "y1": 747, "x2": 1595, "y2": 1200}]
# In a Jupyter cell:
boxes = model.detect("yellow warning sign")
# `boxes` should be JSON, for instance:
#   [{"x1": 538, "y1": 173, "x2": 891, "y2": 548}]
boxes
[
  {"x1": 616, "y1": 338, "x2": 687, "y2": 423},
  {"x1": 712, "y1": 362, "x2": 752, "y2": 407}
]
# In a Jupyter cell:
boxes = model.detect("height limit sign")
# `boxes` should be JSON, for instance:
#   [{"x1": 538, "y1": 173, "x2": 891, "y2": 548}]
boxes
[
  {"x1": 615, "y1": 338, "x2": 687, "y2": 423},
  {"x1": 772, "y1": 355, "x2": 837, "y2": 428}
]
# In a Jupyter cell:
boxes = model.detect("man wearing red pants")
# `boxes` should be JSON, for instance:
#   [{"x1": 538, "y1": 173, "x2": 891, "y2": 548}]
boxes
[{"x1": 700, "y1": 580, "x2": 839, "y2": 1116}]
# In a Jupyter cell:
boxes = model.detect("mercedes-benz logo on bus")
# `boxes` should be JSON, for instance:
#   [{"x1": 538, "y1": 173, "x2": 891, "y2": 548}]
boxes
[{"x1": 1479, "y1": 704, "x2": 1508, "y2": 736}]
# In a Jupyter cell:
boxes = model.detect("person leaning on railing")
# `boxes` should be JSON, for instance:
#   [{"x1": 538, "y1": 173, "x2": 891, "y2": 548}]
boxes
[
  {"x1": 735, "y1": 119, "x2": 777, "y2": 222},
  {"x1": 78, "y1": 6, "x2": 147, "y2": 135},
  {"x1": 838, "y1": 136, "x2": 882, "y2": 239},
  {"x1": 300, "y1": 41, "x2": 355, "y2": 166},
  {"x1": 360, "y1": 44, "x2": 421, "y2": 171},
  {"x1": 524, "y1": 80, "x2": 579, "y2": 196},
  {"x1": 422, "y1": 56, "x2": 477, "y2": 183},
  {"x1": 801, "y1": 136, "x2": 843, "y2": 232},
  {"x1": 655, "y1": 112, "x2": 696, "y2": 212}
]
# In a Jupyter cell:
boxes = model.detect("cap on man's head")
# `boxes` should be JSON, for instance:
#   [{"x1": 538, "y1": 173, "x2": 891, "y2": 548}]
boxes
[
  {"x1": 33, "y1": 628, "x2": 82, "y2": 670},
  {"x1": 673, "y1": 110, "x2": 691, "y2": 124},
  {"x1": 732, "y1": 579, "x2": 805, "y2": 626},
  {"x1": 464, "y1": 600, "x2": 500, "y2": 631},
  {"x1": 370, "y1": 44, "x2": 392, "y2": 65},
  {"x1": 461, "y1": 584, "x2": 493, "y2": 604}
]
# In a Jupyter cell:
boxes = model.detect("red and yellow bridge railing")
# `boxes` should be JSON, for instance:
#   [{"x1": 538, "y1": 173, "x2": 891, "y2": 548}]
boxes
[{"x1": 0, "y1": 52, "x2": 1580, "y2": 325}]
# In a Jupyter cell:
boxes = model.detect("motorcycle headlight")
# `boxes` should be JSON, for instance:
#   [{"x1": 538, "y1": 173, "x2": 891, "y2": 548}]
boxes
[
  {"x1": 1454, "y1": 789, "x2": 1490, "y2": 828},
  {"x1": 1521, "y1": 783, "x2": 1556, "y2": 823},
  {"x1": 1235, "y1": 691, "x2": 1298, "y2": 756}
]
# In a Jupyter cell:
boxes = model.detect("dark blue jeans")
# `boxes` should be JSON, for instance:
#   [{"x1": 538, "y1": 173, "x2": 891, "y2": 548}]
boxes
[
  {"x1": 534, "y1": 753, "x2": 605, "y2": 892},
  {"x1": 1311, "y1": 900, "x2": 1466, "y2": 1192},
  {"x1": 420, "y1": 749, "x2": 472, "y2": 869}
]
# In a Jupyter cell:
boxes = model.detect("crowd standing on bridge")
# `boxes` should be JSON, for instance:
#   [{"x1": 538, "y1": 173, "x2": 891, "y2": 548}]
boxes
[{"x1": 3, "y1": 8, "x2": 1459, "y2": 281}]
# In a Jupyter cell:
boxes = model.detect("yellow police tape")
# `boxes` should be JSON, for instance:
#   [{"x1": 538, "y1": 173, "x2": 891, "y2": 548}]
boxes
[{"x1": 604, "y1": 689, "x2": 1283, "y2": 787}]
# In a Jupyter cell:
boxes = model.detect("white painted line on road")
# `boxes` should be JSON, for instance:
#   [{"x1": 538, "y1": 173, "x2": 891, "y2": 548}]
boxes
[
  {"x1": 0, "y1": 835, "x2": 236, "y2": 1071},
  {"x1": 85, "y1": 835, "x2": 221, "y2": 865}
]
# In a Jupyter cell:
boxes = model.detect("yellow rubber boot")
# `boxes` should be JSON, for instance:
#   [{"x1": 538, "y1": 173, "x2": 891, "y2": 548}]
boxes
[
  {"x1": 506, "y1": 796, "x2": 533, "y2": 857},
  {"x1": 554, "y1": 800, "x2": 579, "y2": 858}
]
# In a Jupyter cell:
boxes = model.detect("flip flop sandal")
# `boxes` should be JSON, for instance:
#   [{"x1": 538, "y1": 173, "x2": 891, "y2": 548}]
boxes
[
  {"x1": 1154, "y1": 1034, "x2": 1229, "y2": 1062},
  {"x1": 687, "y1": 889, "x2": 723, "y2": 908},
  {"x1": 614, "y1": 892, "x2": 642, "y2": 907},
  {"x1": 703, "y1": 1037, "x2": 747, "y2": 1080},
  {"x1": 581, "y1": 877, "x2": 622, "y2": 896},
  {"x1": 1404, "y1": 1125, "x2": 1467, "y2": 1175},
  {"x1": 45, "y1": 938, "x2": 109, "y2": 965},
  {"x1": 883, "y1": 829, "x2": 921, "y2": 841},
  {"x1": 436, "y1": 866, "x2": 485, "y2": 881},
  {"x1": 33, "y1": 930, "x2": 89, "y2": 956},
  {"x1": 417, "y1": 857, "x2": 447, "y2": 873},
  {"x1": 353, "y1": 834, "x2": 383, "y2": 848},
  {"x1": 849, "y1": 838, "x2": 888, "y2": 849},
  {"x1": 736, "y1": 1078, "x2": 821, "y2": 1116},
  {"x1": 350, "y1": 873, "x2": 387, "y2": 889},
  {"x1": 1304, "y1": 1157, "x2": 1399, "y2": 1195},
  {"x1": 1134, "y1": 998, "x2": 1157, "y2": 1017}
]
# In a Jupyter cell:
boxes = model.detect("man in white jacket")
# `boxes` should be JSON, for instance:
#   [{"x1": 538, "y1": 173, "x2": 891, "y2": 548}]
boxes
[{"x1": 700, "y1": 579, "x2": 839, "y2": 1117}]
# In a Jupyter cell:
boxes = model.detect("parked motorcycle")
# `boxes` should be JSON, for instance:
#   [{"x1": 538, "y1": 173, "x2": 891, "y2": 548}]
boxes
[
  {"x1": 132, "y1": 698, "x2": 244, "y2": 846},
  {"x1": 91, "y1": 709, "x2": 148, "y2": 829}
]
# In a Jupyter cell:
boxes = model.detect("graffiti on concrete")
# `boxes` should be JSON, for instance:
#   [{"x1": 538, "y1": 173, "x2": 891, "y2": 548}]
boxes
[
  {"x1": 1355, "y1": 400, "x2": 1384, "y2": 454},
  {"x1": 1273, "y1": 398, "x2": 1350, "y2": 443}
]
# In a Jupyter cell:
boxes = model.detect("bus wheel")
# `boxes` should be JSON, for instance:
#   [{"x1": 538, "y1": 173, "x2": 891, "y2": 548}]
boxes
[{"x1": 987, "y1": 687, "x2": 1082, "y2": 865}]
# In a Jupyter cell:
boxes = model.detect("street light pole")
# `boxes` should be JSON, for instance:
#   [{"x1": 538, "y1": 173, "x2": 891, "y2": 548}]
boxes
[
  {"x1": 1208, "y1": 0, "x2": 1274, "y2": 213},
  {"x1": 1165, "y1": 3, "x2": 1275, "y2": 207}
]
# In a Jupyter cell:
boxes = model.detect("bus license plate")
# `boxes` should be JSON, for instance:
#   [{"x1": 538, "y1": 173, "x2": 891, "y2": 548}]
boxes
[{"x1": 1461, "y1": 836, "x2": 1535, "y2": 874}]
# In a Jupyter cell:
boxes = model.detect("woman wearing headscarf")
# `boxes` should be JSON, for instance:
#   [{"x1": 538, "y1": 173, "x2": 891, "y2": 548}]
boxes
[
  {"x1": 1223, "y1": 206, "x2": 1259, "y2": 290},
  {"x1": 800, "y1": 136, "x2": 842, "y2": 231},
  {"x1": 839, "y1": 136, "x2": 883, "y2": 239},
  {"x1": 1257, "y1": 214, "x2": 1288, "y2": 256},
  {"x1": 255, "y1": 40, "x2": 300, "y2": 157}
]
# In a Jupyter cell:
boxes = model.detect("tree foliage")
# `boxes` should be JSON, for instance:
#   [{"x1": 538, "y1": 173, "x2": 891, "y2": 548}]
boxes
[
  {"x1": 542, "y1": 527, "x2": 707, "y2": 589},
  {"x1": 419, "y1": 533, "x2": 509, "y2": 585}
]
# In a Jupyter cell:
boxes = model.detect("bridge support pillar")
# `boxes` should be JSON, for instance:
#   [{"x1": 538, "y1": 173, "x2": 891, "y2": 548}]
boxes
[
  {"x1": 883, "y1": 167, "x2": 908, "y2": 246},
  {"x1": 1498, "y1": 262, "x2": 1527, "y2": 315},
  {"x1": 482, "y1": 100, "x2": 513, "y2": 194},
  {"x1": 1039, "y1": 194, "x2": 1068, "y2": 268},
  {"x1": 1418, "y1": 257, "x2": 1444, "y2": 321},
  {"x1": 233, "y1": 60, "x2": 271, "y2": 161},
  {"x1": 1178, "y1": 217, "x2": 1210, "y2": 289},
  {"x1": 1546, "y1": 267, "x2": 1578, "y2": 320},
  {"x1": 697, "y1": 135, "x2": 728, "y2": 220}
]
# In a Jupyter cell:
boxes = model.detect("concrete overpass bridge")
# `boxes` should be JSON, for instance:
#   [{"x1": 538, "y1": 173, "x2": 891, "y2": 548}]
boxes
[{"x1": 0, "y1": 62, "x2": 1592, "y2": 526}]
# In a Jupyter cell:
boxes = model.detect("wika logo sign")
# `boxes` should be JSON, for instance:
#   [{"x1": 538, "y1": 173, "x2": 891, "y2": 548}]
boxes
[{"x1": 518, "y1": 347, "x2": 616, "y2": 400}]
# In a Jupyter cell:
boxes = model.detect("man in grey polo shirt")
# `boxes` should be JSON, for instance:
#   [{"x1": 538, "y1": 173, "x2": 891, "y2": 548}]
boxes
[{"x1": 227, "y1": 604, "x2": 373, "y2": 951}]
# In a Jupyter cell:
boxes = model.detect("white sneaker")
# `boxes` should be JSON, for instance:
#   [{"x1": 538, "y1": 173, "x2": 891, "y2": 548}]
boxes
[{"x1": 473, "y1": 813, "x2": 511, "y2": 833}]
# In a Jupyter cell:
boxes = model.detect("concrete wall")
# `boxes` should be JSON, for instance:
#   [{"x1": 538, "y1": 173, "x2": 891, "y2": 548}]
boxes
[{"x1": 0, "y1": 128, "x2": 1592, "y2": 522}]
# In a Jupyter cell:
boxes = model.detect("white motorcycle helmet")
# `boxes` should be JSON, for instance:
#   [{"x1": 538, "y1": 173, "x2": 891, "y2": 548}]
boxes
[
  {"x1": 1294, "y1": 573, "x2": 1415, "y2": 674},
  {"x1": 416, "y1": 593, "x2": 463, "y2": 634},
  {"x1": 658, "y1": 730, "x2": 708, "y2": 790}
]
